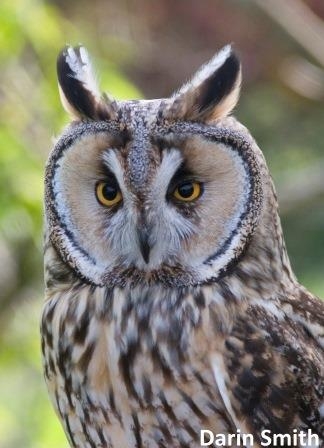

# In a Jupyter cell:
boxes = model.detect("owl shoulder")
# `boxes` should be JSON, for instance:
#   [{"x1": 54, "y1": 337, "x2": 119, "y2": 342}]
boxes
[{"x1": 218, "y1": 292, "x2": 324, "y2": 437}]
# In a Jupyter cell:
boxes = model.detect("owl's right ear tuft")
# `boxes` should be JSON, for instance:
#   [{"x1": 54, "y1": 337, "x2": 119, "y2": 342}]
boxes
[
  {"x1": 167, "y1": 45, "x2": 241, "y2": 123},
  {"x1": 57, "y1": 46, "x2": 117, "y2": 120}
]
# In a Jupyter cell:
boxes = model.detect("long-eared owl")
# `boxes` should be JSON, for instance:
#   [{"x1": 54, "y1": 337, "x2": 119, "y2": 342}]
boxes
[{"x1": 41, "y1": 45, "x2": 324, "y2": 447}]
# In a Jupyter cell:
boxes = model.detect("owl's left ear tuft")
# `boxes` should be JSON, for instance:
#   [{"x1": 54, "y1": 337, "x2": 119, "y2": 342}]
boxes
[
  {"x1": 57, "y1": 46, "x2": 117, "y2": 120},
  {"x1": 168, "y1": 45, "x2": 241, "y2": 123}
]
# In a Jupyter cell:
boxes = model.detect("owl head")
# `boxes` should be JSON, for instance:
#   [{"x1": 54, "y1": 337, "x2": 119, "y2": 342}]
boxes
[{"x1": 45, "y1": 45, "x2": 265, "y2": 288}]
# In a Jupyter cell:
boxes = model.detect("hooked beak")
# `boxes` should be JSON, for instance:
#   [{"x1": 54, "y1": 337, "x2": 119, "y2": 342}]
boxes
[{"x1": 137, "y1": 226, "x2": 152, "y2": 264}]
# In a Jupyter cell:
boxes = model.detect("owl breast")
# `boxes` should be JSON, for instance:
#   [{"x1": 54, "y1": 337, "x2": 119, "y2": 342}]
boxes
[{"x1": 41, "y1": 278, "x2": 237, "y2": 448}]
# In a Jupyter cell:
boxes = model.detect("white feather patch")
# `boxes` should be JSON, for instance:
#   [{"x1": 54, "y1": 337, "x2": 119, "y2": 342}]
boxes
[
  {"x1": 210, "y1": 353, "x2": 253, "y2": 448},
  {"x1": 65, "y1": 46, "x2": 101, "y2": 101}
]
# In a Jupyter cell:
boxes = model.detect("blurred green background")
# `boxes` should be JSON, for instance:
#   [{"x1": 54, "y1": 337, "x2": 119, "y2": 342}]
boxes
[{"x1": 0, "y1": 0, "x2": 323, "y2": 446}]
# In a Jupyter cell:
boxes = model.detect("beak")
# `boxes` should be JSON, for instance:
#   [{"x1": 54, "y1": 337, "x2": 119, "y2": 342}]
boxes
[{"x1": 137, "y1": 226, "x2": 152, "y2": 264}]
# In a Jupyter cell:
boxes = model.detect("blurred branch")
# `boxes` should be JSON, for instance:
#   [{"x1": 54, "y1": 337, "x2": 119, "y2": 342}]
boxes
[
  {"x1": 277, "y1": 159, "x2": 324, "y2": 213},
  {"x1": 253, "y1": 0, "x2": 324, "y2": 99},
  {"x1": 253, "y1": 0, "x2": 324, "y2": 67},
  {"x1": 279, "y1": 56, "x2": 324, "y2": 100}
]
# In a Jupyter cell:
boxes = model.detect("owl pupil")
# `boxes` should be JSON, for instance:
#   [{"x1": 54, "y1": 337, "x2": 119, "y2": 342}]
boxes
[
  {"x1": 103, "y1": 184, "x2": 117, "y2": 200},
  {"x1": 178, "y1": 182, "x2": 194, "y2": 198}
]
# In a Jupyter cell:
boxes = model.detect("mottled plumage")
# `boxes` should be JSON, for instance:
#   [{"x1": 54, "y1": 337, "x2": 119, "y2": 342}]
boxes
[{"x1": 41, "y1": 45, "x2": 324, "y2": 447}]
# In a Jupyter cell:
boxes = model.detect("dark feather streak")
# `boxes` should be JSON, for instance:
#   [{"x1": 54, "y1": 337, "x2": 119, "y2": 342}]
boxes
[{"x1": 197, "y1": 52, "x2": 240, "y2": 115}]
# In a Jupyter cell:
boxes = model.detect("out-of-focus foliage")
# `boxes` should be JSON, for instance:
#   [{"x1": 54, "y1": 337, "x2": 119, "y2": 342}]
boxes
[
  {"x1": 0, "y1": 1, "x2": 323, "y2": 447},
  {"x1": 238, "y1": 83, "x2": 324, "y2": 295},
  {"x1": 0, "y1": 1, "x2": 140, "y2": 447}
]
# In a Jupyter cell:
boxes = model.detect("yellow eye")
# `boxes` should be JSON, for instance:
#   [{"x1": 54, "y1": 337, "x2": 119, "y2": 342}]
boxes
[
  {"x1": 96, "y1": 182, "x2": 122, "y2": 207},
  {"x1": 173, "y1": 181, "x2": 202, "y2": 202}
]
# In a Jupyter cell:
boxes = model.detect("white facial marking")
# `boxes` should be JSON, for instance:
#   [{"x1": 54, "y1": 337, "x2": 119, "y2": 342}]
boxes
[
  {"x1": 153, "y1": 148, "x2": 183, "y2": 193},
  {"x1": 66, "y1": 46, "x2": 101, "y2": 102},
  {"x1": 102, "y1": 150, "x2": 127, "y2": 194}
]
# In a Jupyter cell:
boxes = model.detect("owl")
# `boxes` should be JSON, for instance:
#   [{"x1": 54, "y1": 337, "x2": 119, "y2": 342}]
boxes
[{"x1": 41, "y1": 45, "x2": 324, "y2": 448}]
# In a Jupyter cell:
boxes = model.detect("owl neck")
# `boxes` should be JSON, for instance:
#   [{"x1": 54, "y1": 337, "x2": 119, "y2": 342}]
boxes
[{"x1": 224, "y1": 178, "x2": 297, "y2": 299}]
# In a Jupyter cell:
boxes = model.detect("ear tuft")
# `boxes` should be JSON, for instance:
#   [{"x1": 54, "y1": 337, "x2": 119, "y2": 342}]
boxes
[
  {"x1": 57, "y1": 46, "x2": 117, "y2": 120},
  {"x1": 168, "y1": 45, "x2": 241, "y2": 123},
  {"x1": 196, "y1": 49, "x2": 241, "y2": 117}
]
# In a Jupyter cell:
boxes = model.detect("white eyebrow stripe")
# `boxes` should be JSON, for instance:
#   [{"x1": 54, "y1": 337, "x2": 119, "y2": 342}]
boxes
[
  {"x1": 153, "y1": 148, "x2": 183, "y2": 194},
  {"x1": 101, "y1": 150, "x2": 126, "y2": 191}
]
